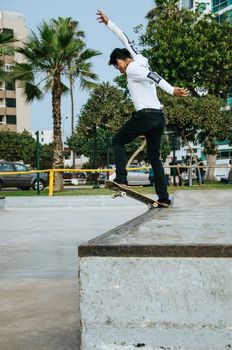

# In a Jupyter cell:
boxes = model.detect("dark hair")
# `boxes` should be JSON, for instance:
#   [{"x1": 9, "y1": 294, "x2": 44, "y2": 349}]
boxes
[{"x1": 109, "y1": 48, "x2": 132, "y2": 65}]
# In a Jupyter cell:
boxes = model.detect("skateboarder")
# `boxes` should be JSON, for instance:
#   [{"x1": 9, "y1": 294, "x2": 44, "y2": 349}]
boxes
[{"x1": 96, "y1": 10, "x2": 189, "y2": 206}]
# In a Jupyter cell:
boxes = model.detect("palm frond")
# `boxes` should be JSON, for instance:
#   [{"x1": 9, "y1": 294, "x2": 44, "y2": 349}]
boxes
[
  {"x1": 60, "y1": 82, "x2": 69, "y2": 95},
  {"x1": 80, "y1": 78, "x2": 99, "y2": 90},
  {"x1": 10, "y1": 62, "x2": 34, "y2": 81},
  {"x1": 24, "y1": 81, "x2": 44, "y2": 102},
  {"x1": 79, "y1": 48, "x2": 102, "y2": 61}
]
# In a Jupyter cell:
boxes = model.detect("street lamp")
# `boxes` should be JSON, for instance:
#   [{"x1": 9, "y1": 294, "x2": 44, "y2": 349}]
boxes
[
  {"x1": 62, "y1": 116, "x2": 69, "y2": 148},
  {"x1": 71, "y1": 113, "x2": 78, "y2": 169},
  {"x1": 168, "y1": 131, "x2": 177, "y2": 186},
  {"x1": 93, "y1": 124, "x2": 100, "y2": 189},
  {"x1": 104, "y1": 124, "x2": 110, "y2": 180}
]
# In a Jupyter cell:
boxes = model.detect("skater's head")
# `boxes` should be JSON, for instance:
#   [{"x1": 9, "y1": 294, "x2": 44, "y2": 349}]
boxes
[{"x1": 109, "y1": 48, "x2": 132, "y2": 73}]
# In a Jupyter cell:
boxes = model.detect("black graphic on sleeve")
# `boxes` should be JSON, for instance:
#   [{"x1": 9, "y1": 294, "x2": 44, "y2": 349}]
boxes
[{"x1": 147, "y1": 71, "x2": 162, "y2": 84}]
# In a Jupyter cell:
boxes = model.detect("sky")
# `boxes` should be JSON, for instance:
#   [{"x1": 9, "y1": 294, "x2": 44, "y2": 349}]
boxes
[{"x1": 1, "y1": 0, "x2": 154, "y2": 139}]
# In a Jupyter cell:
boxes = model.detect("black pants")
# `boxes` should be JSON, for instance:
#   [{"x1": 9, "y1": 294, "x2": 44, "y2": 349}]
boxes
[{"x1": 112, "y1": 109, "x2": 169, "y2": 201}]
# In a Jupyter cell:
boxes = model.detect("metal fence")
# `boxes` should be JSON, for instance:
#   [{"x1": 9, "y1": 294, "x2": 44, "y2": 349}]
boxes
[{"x1": 0, "y1": 165, "x2": 231, "y2": 196}]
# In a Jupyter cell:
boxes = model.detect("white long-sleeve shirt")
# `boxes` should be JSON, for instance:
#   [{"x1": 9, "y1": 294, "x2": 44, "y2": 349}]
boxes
[{"x1": 107, "y1": 20, "x2": 174, "y2": 111}]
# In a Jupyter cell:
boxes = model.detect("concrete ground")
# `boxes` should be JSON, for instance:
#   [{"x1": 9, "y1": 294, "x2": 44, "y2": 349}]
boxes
[{"x1": 0, "y1": 196, "x2": 146, "y2": 350}]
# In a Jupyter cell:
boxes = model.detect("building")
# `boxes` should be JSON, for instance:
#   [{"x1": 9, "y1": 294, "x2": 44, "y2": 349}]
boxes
[
  {"x1": 0, "y1": 11, "x2": 30, "y2": 132},
  {"x1": 212, "y1": 1, "x2": 232, "y2": 105},
  {"x1": 181, "y1": 0, "x2": 212, "y2": 13},
  {"x1": 32, "y1": 130, "x2": 53, "y2": 145},
  {"x1": 212, "y1": 0, "x2": 232, "y2": 21}
]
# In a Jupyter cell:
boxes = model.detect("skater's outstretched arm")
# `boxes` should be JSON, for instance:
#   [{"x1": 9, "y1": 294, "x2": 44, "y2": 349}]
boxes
[
  {"x1": 96, "y1": 10, "x2": 189, "y2": 97},
  {"x1": 96, "y1": 9, "x2": 138, "y2": 59}
]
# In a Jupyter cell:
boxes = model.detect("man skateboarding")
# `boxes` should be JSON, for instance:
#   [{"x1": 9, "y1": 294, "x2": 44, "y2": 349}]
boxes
[{"x1": 96, "y1": 10, "x2": 189, "y2": 206}]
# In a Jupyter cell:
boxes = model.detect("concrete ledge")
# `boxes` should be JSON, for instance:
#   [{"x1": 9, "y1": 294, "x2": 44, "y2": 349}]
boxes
[
  {"x1": 80, "y1": 257, "x2": 232, "y2": 350},
  {"x1": 4, "y1": 195, "x2": 144, "y2": 209},
  {"x1": 79, "y1": 191, "x2": 232, "y2": 350},
  {"x1": 79, "y1": 243, "x2": 232, "y2": 258}
]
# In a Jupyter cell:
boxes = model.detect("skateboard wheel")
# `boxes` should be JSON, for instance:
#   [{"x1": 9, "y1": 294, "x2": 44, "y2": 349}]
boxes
[
  {"x1": 112, "y1": 194, "x2": 117, "y2": 199},
  {"x1": 152, "y1": 202, "x2": 159, "y2": 208},
  {"x1": 121, "y1": 191, "x2": 127, "y2": 197}
]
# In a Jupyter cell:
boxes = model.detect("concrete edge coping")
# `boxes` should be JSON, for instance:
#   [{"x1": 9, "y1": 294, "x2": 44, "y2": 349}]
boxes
[
  {"x1": 4, "y1": 195, "x2": 147, "y2": 209},
  {"x1": 78, "y1": 243, "x2": 232, "y2": 258}
]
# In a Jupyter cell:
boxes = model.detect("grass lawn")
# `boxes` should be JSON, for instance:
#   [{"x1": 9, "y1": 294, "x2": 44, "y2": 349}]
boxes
[{"x1": 1, "y1": 182, "x2": 232, "y2": 197}]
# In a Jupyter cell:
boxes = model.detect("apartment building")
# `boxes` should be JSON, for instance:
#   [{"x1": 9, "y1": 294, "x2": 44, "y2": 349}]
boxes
[
  {"x1": 212, "y1": 0, "x2": 232, "y2": 21},
  {"x1": 181, "y1": 0, "x2": 212, "y2": 13},
  {"x1": 32, "y1": 130, "x2": 53, "y2": 145},
  {"x1": 0, "y1": 11, "x2": 30, "y2": 132}
]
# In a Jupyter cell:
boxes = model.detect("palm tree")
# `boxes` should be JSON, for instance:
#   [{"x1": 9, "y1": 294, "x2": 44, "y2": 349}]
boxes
[
  {"x1": 52, "y1": 18, "x2": 100, "y2": 167},
  {"x1": 11, "y1": 17, "x2": 101, "y2": 190},
  {"x1": 146, "y1": 0, "x2": 180, "y2": 20}
]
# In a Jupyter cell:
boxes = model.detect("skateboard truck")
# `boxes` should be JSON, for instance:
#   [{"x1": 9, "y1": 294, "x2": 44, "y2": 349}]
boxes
[{"x1": 109, "y1": 183, "x2": 159, "y2": 209}]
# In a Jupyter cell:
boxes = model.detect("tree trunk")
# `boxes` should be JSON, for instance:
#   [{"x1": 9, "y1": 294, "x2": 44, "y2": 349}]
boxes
[
  {"x1": 52, "y1": 73, "x2": 64, "y2": 192},
  {"x1": 205, "y1": 154, "x2": 217, "y2": 181},
  {"x1": 126, "y1": 137, "x2": 146, "y2": 167},
  {"x1": 187, "y1": 142, "x2": 202, "y2": 185}
]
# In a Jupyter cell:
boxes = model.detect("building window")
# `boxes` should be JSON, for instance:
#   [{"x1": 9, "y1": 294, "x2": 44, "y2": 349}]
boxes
[
  {"x1": 218, "y1": 149, "x2": 232, "y2": 159},
  {"x1": 0, "y1": 115, "x2": 6, "y2": 124},
  {"x1": 5, "y1": 81, "x2": 15, "y2": 91},
  {"x1": 213, "y1": 0, "x2": 232, "y2": 12},
  {"x1": 41, "y1": 138, "x2": 44, "y2": 143},
  {"x1": 0, "y1": 98, "x2": 5, "y2": 107},
  {"x1": 4, "y1": 64, "x2": 13, "y2": 72},
  {"x1": 6, "y1": 115, "x2": 16, "y2": 125},
  {"x1": 2, "y1": 28, "x2": 14, "y2": 38},
  {"x1": 6, "y1": 98, "x2": 16, "y2": 108}
]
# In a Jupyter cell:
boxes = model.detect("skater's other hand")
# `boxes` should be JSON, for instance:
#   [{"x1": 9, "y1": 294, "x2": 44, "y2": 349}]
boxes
[
  {"x1": 96, "y1": 10, "x2": 109, "y2": 25},
  {"x1": 173, "y1": 87, "x2": 190, "y2": 97}
]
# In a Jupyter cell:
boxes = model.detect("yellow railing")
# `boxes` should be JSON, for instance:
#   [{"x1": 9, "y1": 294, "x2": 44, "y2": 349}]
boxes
[{"x1": 0, "y1": 165, "x2": 231, "y2": 197}]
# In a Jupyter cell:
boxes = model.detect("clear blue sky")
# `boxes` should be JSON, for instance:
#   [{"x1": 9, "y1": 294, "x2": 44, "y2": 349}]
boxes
[{"x1": 1, "y1": 0, "x2": 154, "y2": 138}]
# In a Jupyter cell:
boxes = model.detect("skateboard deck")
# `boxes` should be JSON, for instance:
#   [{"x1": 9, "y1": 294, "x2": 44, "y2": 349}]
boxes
[{"x1": 105, "y1": 180, "x2": 169, "y2": 209}]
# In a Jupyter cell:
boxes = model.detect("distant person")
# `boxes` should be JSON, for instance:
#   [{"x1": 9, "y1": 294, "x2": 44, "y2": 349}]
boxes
[
  {"x1": 196, "y1": 159, "x2": 206, "y2": 185},
  {"x1": 163, "y1": 158, "x2": 171, "y2": 186},
  {"x1": 169, "y1": 157, "x2": 179, "y2": 186},
  {"x1": 96, "y1": 10, "x2": 189, "y2": 206}
]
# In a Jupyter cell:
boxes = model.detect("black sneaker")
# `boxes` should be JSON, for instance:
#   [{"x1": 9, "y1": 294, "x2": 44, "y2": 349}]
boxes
[
  {"x1": 114, "y1": 178, "x2": 128, "y2": 186},
  {"x1": 158, "y1": 198, "x2": 171, "y2": 207}
]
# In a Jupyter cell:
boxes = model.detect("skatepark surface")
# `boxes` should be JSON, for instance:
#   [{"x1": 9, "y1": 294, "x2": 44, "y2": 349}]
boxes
[{"x1": 0, "y1": 190, "x2": 231, "y2": 350}]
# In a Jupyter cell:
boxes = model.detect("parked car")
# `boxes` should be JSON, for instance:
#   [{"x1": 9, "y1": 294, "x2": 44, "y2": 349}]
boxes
[
  {"x1": 62, "y1": 171, "x2": 87, "y2": 185},
  {"x1": 98, "y1": 165, "x2": 152, "y2": 186},
  {"x1": 0, "y1": 161, "x2": 48, "y2": 191}
]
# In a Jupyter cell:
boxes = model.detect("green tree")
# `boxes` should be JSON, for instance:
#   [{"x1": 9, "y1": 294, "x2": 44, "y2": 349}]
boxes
[
  {"x1": 0, "y1": 130, "x2": 36, "y2": 163},
  {"x1": 138, "y1": 0, "x2": 232, "y2": 178},
  {"x1": 40, "y1": 143, "x2": 54, "y2": 169},
  {"x1": 52, "y1": 18, "x2": 101, "y2": 167},
  {"x1": 10, "y1": 17, "x2": 100, "y2": 191},
  {"x1": 160, "y1": 92, "x2": 232, "y2": 179},
  {"x1": 0, "y1": 130, "x2": 54, "y2": 169},
  {"x1": 67, "y1": 82, "x2": 148, "y2": 166},
  {"x1": 141, "y1": 0, "x2": 232, "y2": 98}
]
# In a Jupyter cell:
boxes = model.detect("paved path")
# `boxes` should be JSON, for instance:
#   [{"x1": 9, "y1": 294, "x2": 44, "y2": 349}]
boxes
[{"x1": 0, "y1": 196, "x2": 146, "y2": 350}]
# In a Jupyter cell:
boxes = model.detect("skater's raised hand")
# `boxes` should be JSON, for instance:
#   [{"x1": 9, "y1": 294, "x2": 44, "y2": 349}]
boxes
[
  {"x1": 96, "y1": 10, "x2": 109, "y2": 25},
  {"x1": 173, "y1": 87, "x2": 190, "y2": 97}
]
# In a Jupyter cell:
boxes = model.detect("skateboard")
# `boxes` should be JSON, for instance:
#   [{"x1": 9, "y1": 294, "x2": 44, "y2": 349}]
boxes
[{"x1": 105, "y1": 180, "x2": 169, "y2": 209}]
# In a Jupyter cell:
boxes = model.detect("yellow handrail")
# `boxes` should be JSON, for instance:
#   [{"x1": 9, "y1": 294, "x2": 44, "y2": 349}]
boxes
[{"x1": 0, "y1": 165, "x2": 231, "y2": 197}]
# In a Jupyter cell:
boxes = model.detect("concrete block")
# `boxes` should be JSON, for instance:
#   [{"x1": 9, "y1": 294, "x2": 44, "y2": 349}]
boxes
[
  {"x1": 79, "y1": 191, "x2": 232, "y2": 350},
  {"x1": 80, "y1": 257, "x2": 232, "y2": 350}
]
